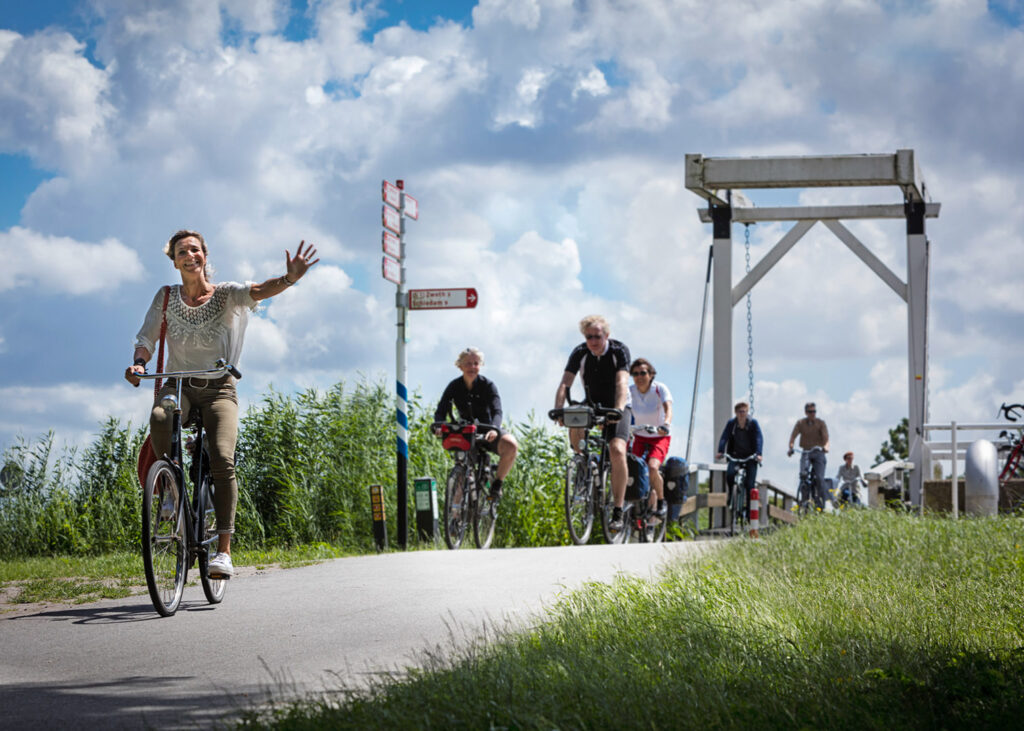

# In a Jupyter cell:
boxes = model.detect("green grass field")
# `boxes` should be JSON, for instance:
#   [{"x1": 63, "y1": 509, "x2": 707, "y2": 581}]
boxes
[{"x1": 236, "y1": 510, "x2": 1024, "y2": 730}]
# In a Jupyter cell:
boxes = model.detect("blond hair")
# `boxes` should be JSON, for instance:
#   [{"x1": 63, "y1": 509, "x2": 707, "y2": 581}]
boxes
[
  {"x1": 578, "y1": 314, "x2": 609, "y2": 336},
  {"x1": 455, "y1": 347, "x2": 484, "y2": 368}
]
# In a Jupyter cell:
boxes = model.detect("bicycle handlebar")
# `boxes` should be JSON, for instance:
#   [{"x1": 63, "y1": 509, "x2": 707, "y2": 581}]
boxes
[
  {"x1": 724, "y1": 453, "x2": 758, "y2": 463},
  {"x1": 632, "y1": 423, "x2": 668, "y2": 435},
  {"x1": 547, "y1": 404, "x2": 622, "y2": 423},
  {"x1": 432, "y1": 421, "x2": 500, "y2": 433},
  {"x1": 792, "y1": 446, "x2": 825, "y2": 455},
  {"x1": 999, "y1": 403, "x2": 1023, "y2": 422},
  {"x1": 134, "y1": 359, "x2": 242, "y2": 381}
]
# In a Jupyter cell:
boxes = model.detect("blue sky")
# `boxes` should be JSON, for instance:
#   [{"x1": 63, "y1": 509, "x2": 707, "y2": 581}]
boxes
[{"x1": 1, "y1": 0, "x2": 1023, "y2": 491}]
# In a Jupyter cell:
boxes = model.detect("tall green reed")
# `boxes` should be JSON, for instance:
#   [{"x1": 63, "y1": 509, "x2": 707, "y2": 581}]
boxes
[{"x1": 0, "y1": 377, "x2": 573, "y2": 559}]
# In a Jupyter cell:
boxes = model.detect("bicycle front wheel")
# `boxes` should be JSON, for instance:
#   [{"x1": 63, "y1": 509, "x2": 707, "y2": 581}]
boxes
[
  {"x1": 600, "y1": 463, "x2": 629, "y2": 544},
  {"x1": 564, "y1": 457, "x2": 594, "y2": 545},
  {"x1": 197, "y1": 476, "x2": 226, "y2": 604},
  {"x1": 142, "y1": 460, "x2": 187, "y2": 617},
  {"x1": 635, "y1": 504, "x2": 667, "y2": 543},
  {"x1": 472, "y1": 461, "x2": 497, "y2": 549},
  {"x1": 444, "y1": 465, "x2": 469, "y2": 550}
]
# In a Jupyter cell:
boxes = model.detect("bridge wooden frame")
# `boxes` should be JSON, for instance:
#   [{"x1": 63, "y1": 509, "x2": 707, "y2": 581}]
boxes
[{"x1": 685, "y1": 150, "x2": 940, "y2": 506}]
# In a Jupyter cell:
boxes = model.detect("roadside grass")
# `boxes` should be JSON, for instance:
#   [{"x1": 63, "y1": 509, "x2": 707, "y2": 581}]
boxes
[
  {"x1": 0, "y1": 542, "x2": 362, "y2": 606},
  {"x1": 239, "y1": 510, "x2": 1024, "y2": 730}
]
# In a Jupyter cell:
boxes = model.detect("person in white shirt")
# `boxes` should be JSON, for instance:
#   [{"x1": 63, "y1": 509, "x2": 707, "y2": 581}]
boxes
[
  {"x1": 628, "y1": 358, "x2": 673, "y2": 519},
  {"x1": 125, "y1": 229, "x2": 318, "y2": 577}
]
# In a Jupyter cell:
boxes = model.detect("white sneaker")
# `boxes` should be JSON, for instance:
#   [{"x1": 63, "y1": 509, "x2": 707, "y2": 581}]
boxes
[{"x1": 207, "y1": 552, "x2": 234, "y2": 578}]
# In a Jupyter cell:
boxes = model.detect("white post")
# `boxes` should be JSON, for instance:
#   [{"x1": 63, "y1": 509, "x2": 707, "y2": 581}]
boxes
[
  {"x1": 950, "y1": 420, "x2": 958, "y2": 519},
  {"x1": 711, "y1": 203, "x2": 732, "y2": 530},
  {"x1": 906, "y1": 201, "x2": 929, "y2": 507}
]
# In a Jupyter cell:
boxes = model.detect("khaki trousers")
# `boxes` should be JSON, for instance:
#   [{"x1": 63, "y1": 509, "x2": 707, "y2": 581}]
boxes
[{"x1": 150, "y1": 376, "x2": 239, "y2": 533}]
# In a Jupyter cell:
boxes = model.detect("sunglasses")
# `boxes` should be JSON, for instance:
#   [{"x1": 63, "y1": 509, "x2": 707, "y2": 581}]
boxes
[
  {"x1": 584, "y1": 333, "x2": 605, "y2": 341},
  {"x1": 631, "y1": 370, "x2": 651, "y2": 376},
  {"x1": 806, "y1": 410, "x2": 816, "y2": 414}
]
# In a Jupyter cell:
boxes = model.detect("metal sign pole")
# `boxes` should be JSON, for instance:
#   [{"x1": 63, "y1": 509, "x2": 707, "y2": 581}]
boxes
[
  {"x1": 381, "y1": 178, "x2": 416, "y2": 550},
  {"x1": 395, "y1": 180, "x2": 409, "y2": 550}
]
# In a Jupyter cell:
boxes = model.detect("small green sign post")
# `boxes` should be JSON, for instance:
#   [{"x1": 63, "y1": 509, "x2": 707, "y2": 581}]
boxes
[{"x1": 414, "y1": 477, "x2": 438, "y2": 543}]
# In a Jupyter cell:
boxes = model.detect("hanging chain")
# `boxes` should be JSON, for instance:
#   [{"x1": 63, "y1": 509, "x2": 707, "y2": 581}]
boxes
[{"x1": 745, "y1": 224, "x2": 755, "y2": 416}]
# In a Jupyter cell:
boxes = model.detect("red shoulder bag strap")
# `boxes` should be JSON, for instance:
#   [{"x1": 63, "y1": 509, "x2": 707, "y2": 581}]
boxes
[{"x1": 153, "y1": 286, "x2": 170, "y2": 399}]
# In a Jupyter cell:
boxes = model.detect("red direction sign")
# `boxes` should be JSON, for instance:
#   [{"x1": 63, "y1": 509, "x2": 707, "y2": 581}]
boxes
[
  {"x1": 382, "y1": 180, "x2": 401, "y2": 210},
  {"x1": 403, "y1": 193, "x2": 419, "y2": 220},
  {"x1": 408, "y1": 288, "x2": 478, "y2": 310},
  {"x1": 382, "y1": 230, "x2": 400, "y2": 259},
  {"x1": 382, "y1": 255, "x2": 401, "y2": 285},
  {"x1": 382, "y1": 205, "x2": 401, "y2": 235}
]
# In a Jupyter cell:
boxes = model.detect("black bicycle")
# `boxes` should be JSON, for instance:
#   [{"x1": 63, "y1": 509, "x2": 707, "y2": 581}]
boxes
[
  {"x1": 135, "y1": 359, "x2": 240, "y2": 616},
  {"x1": 549, "y1": 403, "x2": 627, "y2": 545},
  {"x1": 793, "y1": 446, "x2": 825, "y2": 515},
  {"x1": 435, "y1": 421, "x2": 499, "y2": 550},
  {"x1": 627, "y1": 425, "x2": 667, "y2": 544},
  {"x1": 724, "y1": 453, "x2": 758, "y2": 534}
]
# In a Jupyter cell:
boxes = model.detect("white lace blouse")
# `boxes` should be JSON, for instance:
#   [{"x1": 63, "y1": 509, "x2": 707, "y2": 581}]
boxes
[{"x1": 134, "y1": 283, "x2": 258, "y2": 378}]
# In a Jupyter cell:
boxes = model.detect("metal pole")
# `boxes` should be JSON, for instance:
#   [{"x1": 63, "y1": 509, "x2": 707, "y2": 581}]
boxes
[
  {"x1": 396, "y1": 180, "x2": 409, "y2": 549},
  {"x1": 685, "y1": 245, "x2": 713, "y2": 464}
]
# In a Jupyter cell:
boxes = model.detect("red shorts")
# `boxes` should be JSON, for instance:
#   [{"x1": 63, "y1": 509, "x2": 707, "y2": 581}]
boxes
[{"x1": 631, "y1": 435, "x2": 670, "y2": 464}]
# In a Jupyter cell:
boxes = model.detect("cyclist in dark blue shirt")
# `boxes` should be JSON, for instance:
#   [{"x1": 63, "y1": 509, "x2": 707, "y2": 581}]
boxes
[
  {"x1": 554, "y1": 315, "x2": 632, "y2": 530},
  {"x1": 716, "y1": 401, "x2": 764, "y2": 506},
  {"x1": 434, "y1": 347, "x2": 518, "y2": 500}
]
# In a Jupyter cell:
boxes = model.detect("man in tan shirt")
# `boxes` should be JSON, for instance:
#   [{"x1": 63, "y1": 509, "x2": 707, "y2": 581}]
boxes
[{"x1": 788, "y1": 402, "x2": 830, "y2": 508}]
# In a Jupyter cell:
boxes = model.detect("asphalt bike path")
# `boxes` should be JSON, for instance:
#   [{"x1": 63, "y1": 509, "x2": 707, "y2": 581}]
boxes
[{"x1": 0, "y1": 540, "x2": 716, "y2": 729}]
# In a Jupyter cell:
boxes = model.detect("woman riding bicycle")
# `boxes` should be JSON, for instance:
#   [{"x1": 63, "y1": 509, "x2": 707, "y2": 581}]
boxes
[
  {"x1": 125, "y1": 229, "x2": 318, "y2": 578},
  {"x1": 628, "y1": 358, "x2": 672, "y2": 520},
  {"x1": 433, "y1": 347, "x2": 519, "y2": 501}
]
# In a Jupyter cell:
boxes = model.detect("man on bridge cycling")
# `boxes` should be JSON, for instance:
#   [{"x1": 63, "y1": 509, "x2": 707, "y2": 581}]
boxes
[
  {"x1": 788, "y1": 402, "x2": 830, "y2": 508},
  {"x1": 554, "y1": 315, "x2": 632, "y2": 531}
]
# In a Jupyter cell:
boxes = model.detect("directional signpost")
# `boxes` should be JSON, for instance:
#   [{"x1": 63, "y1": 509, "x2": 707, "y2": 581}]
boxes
[
  {"x1": 380, "y1": 180, "x2": 479, "y2": 550},
  {"x1": 381, "y1": 179, "x2": 413, "y2": 549},
  {"x1": 408, "y1": 287, "x2": 478, "y2": 310}
]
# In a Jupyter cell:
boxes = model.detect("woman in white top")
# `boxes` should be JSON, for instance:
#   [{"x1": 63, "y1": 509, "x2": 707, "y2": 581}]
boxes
[
  {"x1": 629, "y1": 358, "x2": 673, "y2": 519},
  {"x1": 125, "y1": 230, "x2": 318, "y2": 577}
]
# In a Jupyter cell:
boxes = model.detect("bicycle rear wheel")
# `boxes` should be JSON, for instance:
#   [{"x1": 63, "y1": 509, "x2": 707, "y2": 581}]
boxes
[
  {"x1": 564, "y1": 457, "x2": 594, "y2": 545},
  {"x1": 472, "y1": 462, "x2": 497, "y2": 549},
  {"x1": 142, "y1": 460, "x2": 187, "y2": 617},
  {"x1": 444, "y1": 465, "x2": 469, "y2": 550},
  {"x1": 197, "y1": 475, "x2": 226, "y2": 604}
]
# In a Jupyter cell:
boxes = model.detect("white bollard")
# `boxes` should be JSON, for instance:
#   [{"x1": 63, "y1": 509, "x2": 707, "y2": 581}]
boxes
[
  {"x1": 748, "y1": 487, "x2": 760, "y2": 538},
  {"x1": 965, "y1": 439, "x2": 999, "y2": 516}
]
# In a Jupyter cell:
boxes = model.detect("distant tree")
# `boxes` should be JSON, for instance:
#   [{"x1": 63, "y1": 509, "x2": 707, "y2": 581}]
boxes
[{"x1": 876, "y1": 417, "x2": 909, "y2": 464}]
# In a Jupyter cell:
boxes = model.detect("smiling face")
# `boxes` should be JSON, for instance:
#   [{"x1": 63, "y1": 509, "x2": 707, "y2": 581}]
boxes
[
  {"x1": 458, "y1": 353, "x2": 482, "y2": 384},
  {"x1": 173, "y1": 236, "x2": 207, "y2": 278}
]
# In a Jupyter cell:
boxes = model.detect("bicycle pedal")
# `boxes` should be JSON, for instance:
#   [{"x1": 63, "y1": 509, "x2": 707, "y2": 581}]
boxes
[{"x1": 207, "y1": 571, "x2": 231, "y2": 580}]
